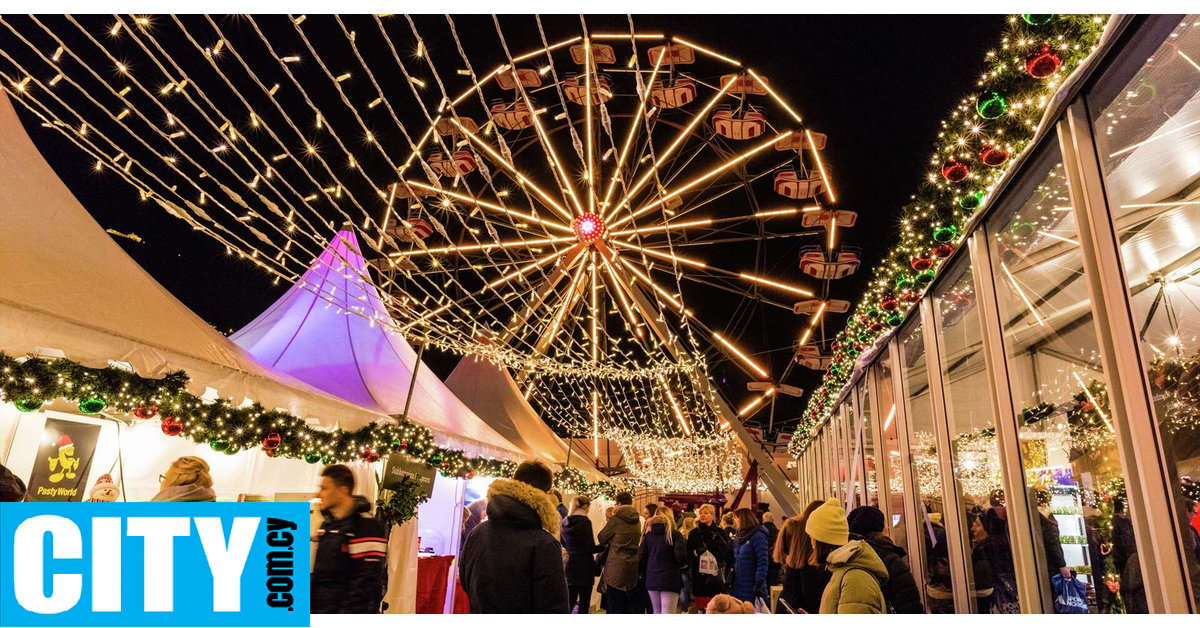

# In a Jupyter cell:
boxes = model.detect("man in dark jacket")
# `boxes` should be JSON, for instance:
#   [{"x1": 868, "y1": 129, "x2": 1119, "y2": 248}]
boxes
[
  {"x1": 311, "y1": 465, "x2": 388, "y2": 614},
  {"x1": 460, "y1": 461, "x2": 568, "y2": 613},
  {"x1": 597, "y1": 491, "x2": 642, "y2": 613},
  {"x1": 848, "y1": 506, "x2": 924, "y2": 613}
]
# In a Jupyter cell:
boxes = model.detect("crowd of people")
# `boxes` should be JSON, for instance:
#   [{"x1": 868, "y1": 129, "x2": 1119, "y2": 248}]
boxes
[
  {"x1": 456, "y1": 460, "x2": 922, "y2": 614},
  {"x1": 10, "y1": 453, "x2": 1190, "y2": 615}
]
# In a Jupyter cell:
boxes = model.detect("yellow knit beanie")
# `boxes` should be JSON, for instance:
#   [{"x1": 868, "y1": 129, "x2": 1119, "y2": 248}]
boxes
[{"x1": 804, "y1": 499, "x2": 849, "y2": 545}]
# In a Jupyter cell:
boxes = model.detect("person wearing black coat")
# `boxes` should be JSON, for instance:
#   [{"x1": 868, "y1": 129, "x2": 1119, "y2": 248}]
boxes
[
  {"x1": 561, "y1": 496, "x2": 602, "y2": 613},
  {"x1": 847, "y1": 506, "x2": 924, "y2": 613},
  {"x1": 687, "y1": 505, "x2": 733, "y2": 611},
  {"x1": 762, "y1": 513, "x2": 782, "y2": 586},
  {"x1": 460, "y1": 463, "x2": 568, "y2": 614},
  {"x1": 639, "y1": 514, "x2": 688, "y2": 613}
]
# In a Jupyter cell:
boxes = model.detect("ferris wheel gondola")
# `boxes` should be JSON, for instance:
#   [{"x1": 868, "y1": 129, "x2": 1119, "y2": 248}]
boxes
[
  {"x1": 712, "y1": 104, "x2": 767, "y2": 140},
  {"x1": 649, "y1": 77, "x2": 697, "y2": 109},
  {"x1": 774, "y1": 169, "x2": 824, "y2": 199},
  {"x1": 800, "y1": 245, "x2": 861, "y2": 280}
]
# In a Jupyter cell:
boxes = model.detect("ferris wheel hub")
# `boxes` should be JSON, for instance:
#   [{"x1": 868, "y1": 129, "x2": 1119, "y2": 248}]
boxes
[{"x1": 573, "y1": 212, "x2": 606, "y2": 244}]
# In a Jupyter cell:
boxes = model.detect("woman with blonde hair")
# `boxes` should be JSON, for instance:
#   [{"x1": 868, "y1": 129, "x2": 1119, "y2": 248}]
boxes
[
  {"x1": 561, "y1": 495, "x2": 600, "y2": 613},
  {"x1": 687, "y1": 504, "x2": 733, "y2": 612},
  {"x1": 638, "y1": 509, "x2": 686, "y2": 613},
  {"x1": 151, "y1": 456, "x2": 215, "y2": 502}
]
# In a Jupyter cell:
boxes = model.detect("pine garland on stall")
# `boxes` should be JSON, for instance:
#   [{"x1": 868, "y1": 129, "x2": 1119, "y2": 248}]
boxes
[
  {"x1": 790, "y1": 14, "x2": 1110, "y2": 457},
  {"x1": 375, "y1": 477, "x2": 430, "y2": 530},
  {"x1": 0, "y1": 352, "x2": 514, "y2": 479}
]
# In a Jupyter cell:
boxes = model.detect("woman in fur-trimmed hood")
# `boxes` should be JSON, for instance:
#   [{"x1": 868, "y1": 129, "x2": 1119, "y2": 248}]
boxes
[{"x1": 459, "y1": 463, "x2": 568, "y2": 614}]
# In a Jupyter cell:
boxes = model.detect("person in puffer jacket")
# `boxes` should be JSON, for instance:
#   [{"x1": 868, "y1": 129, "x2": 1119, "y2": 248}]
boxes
[
  {"x1": 807, "y1": 500, "x2": 889, "y2": 614},
  {"x1": 729, "y1": 507, "x2": 769, "y2": 603},
  {"x1": 847, "y1": 506, "x2": 924, "y2": 613}
]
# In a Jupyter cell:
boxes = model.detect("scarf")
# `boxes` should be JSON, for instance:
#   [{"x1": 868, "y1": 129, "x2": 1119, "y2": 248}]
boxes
[{"x1": 736, "y1": 524, "x2": 761, "y2": 544}]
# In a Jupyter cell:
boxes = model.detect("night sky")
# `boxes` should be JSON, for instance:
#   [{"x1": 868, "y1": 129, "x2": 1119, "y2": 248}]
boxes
[{"x1": 7, "y1": 14, "x2": 1005, "y2": 440}]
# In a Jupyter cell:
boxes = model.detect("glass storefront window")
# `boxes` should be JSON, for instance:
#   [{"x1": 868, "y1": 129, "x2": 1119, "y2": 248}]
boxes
[
  {"x1": 1089, "y1": 15, "x2": 1200, "y2": 608},
  {"x1": 877, "y1": 345, "x2": 910, "y2": 562},
  {"x1": 988, "y1": 154, "x2": 1144, "y2": 613},
  {"x1": 933, "y1": 260, "x2": 1018, "y2": 613},
  {"x1": 900, "y1": 321, "x2": 952, "y2": 612},
  {"x1": 862, "y1": 380, "x2": 880, "y2": 509}
]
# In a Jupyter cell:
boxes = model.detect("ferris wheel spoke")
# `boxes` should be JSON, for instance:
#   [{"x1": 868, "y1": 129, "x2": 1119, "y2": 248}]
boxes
[
  {"x1": 500, "y1": 243, "x2": 587, "y2": 343},
  {"x1": 400, "y1": 179, "x2": 573, "y2": 233},
  {"x1": 601, "y1": 52, "x2": 665, "y2": 214},
  {"x1": 388, "y1": 236, "x2": 575, "y2": 258},
  {"x1": 535, "y1": 259, "x2": 589, "y2": 354},
  {"x1": 445, "y1": 119, "x2": 576, "y2": 222},
  {"x1": 612, "y1": 130, "x2": 794, "y2": 230},
  {"x1": 604, "y1": 77, "x2": 737, "y2": 223}
]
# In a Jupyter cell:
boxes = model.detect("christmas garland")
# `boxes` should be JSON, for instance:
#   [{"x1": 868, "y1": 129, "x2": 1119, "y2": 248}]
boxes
[
  {"x1": 790, "y1": 14, "x2": 1109, "y2": 457},
  {"x1": 0, "y1": 352, "x2": 515, "y2": 479},
  {"x1": 553, "y1": 467, "x2": 621, "y2": 501}
]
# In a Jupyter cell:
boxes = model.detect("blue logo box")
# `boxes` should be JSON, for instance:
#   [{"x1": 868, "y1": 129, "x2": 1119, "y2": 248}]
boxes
[{"x1": 0, "y1": 502, "x2": 310, "y2": 627}]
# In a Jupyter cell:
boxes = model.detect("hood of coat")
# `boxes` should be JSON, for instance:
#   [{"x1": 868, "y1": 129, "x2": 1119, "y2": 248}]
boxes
[
  {"x1": 826, "y1": 539, "x2": 889, "y2": 581},
  {"x1": 150, "y1": 484, "x2": 216, "y2": 502},
  {"x1": 862, "y1": 532, "x2": 907, "y2": 559},
  {"x1": 486, "y1": 478, "x2": 560, "y2": 539},
  {"x1": 612, "y1": 504, "x2": 640, "y2": 525}
]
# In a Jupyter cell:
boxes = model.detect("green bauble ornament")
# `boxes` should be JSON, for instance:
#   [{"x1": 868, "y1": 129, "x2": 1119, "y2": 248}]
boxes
[
  {"x1": 78, "y1": 397, "x2": 106, "y2": 415},
  {"x1": 977, "y1": 91, "x2": 1008, "y2": 120},
  {"x1": 14, "y1": 398, "x2": 44, "y2": 412},
  {"x1": 959, "y1": 191, "x2": 985, "y2": 211},
  {"x1": 857, "y1": 332, "x2": 870, "y2": 342},
  {"x1": 847, "y1": 347, "x2": 860, "y2": 358},
  {"x1": 305, "y1": 452, "x2": 322, "y2": 464},
  {"x1": 916, "y1": 269, "x2": 936, "y2": 285},
  {"x1": 866, "y1": 308, "x2": 879, "y2": 318},
  {"x1": 224, "y1": 445, "x2": 240, "y2": 456},
  {"x1": 1022, "y1": 14, "x2": 1055, "y2": 26},
  {"x1": 321, "y1": 456, "x2": 330, "y2": 465},
  {"x1": 887, "y1": 313, "x2": 903, "y2": 327},
  {"x1": 895, "y1": 275, "x2": 913, "y2": 290},
  {"x1": 430, "y1": 452, "x2": 444, "y2": 466},
  {"x1": 209, "y1": 439, "x2": 230, "y2": 452},
  {"x1": 933, "y1": 225, "x2": 958, "y2": 242}
]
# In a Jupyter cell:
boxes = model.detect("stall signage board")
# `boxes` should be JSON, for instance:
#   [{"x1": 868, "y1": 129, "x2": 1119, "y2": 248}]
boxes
[
  {"x1": 380, "y1": 453, "x2": 437, "y2": 498},
  {"x1": 26, "y1": 417, "x2": 101, "y2": 502}
]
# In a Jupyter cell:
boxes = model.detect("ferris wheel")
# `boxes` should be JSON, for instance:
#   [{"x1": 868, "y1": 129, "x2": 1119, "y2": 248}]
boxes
[{"x1": 371, "y1": 27, "x2": 848, "y2": 441}]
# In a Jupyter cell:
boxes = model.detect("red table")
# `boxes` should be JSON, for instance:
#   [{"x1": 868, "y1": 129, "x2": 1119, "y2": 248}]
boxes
[{"x1": 416, "y1": 555, "x2": 455, "y2": 614}]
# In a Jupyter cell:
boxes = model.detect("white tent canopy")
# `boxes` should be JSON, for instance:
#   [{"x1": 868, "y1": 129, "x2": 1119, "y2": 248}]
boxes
[
  {"x1": 446, "y1": 357, "x2": 606, "y2": 479},
  {"x1": 0, "y1": 91, "x2": 389, "y2": 431},
  {"x1": 230, "y1": 229, "x2": 526, "y2": 460}
]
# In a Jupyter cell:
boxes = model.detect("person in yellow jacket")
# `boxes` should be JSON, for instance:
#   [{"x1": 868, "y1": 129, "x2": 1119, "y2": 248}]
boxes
[{"x1": 804, "y1": 500, "x2": 890, "y2": 614}]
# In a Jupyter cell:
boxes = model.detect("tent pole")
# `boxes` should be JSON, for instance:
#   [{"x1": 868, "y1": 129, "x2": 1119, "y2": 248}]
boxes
[{"x1": 400, "y1": 342, "x2": 426, "y2": 421}]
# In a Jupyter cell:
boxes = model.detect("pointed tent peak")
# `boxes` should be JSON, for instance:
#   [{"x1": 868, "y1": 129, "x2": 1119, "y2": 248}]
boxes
[{"x1": 231, "y1": 225, "x2": 527, "y2": 461}]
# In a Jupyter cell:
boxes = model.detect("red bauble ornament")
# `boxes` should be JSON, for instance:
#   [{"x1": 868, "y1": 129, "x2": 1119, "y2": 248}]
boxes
[
  {"x1": 911, "y1": 257, "x2": 933, "y2": 272},
  {"x1": 1025, "y1": 45, "x2": 1063, "y2": 79},
  {"x1": 941, "y1": 159, "x2": 970, "y2": 183},
  {"x1": 264, "y1": 448, "x2": 279, "y2": 458},
  {"x1": 464, "y1": 471, "x2": 475, "y2": 480},
  {"x1": 979, "y1": 145, "x2": 1010, "y2": 167},
  {"x1": 880, "y1": 296, "x2": 899, "y2": 311},
  {"x1": 261, "y1": 432, "x2": 282, "y2": 451},
  {"x1": 160, "y1": 416, "x2": 184, "y2": 436},
  {"x1": 858, "y1": 315, "x2": 871, "y2": 324},
  {"x1": 901, "y1": 290, "x2": 920, "y2": 303},
  {"x1": 830, "y1": 342, "x2": 840, "y2": 352},
  {"x1": 359, "y1": 447, "x2": 380, "y2": 463},
  {"x1": 869, "y1": 322, "x2": 885, "y2": 333},
  {"x1": 133, "y1": 405, "x2": 159, "y2": 420},
  {"x1": 932, "y1": 243, "x2": 955, "y2": 258}
]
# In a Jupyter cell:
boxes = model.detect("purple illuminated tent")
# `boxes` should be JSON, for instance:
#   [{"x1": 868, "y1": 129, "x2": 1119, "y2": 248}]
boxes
[{"x1": 231, "y1": 229, "x2": 527, "y2": 460}]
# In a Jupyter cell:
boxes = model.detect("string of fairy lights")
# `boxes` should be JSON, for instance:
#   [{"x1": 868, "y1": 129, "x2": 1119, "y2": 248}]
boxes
[
  {"x1": 789, "y1": 14, "x2": 1110, "y2": 457},
  {"x1": 1, "y1": 14, "x2": 848, "y2": 491}
]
